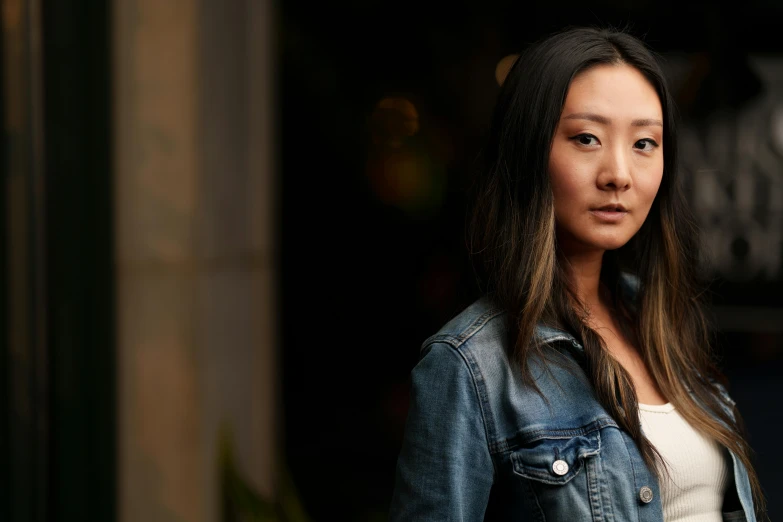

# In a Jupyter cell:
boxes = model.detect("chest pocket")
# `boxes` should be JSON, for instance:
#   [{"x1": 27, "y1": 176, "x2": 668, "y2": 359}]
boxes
[{"x1": 510, "y1": 429, "x2": 600, "y2": 485}]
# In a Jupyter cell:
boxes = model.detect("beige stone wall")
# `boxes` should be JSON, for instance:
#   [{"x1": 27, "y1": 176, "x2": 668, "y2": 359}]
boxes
[{"x1": 115, "y1": 1, "x2": 277, "y2": 521}]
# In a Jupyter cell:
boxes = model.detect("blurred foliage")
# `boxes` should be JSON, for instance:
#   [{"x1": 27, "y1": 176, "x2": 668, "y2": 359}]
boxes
[{"x1": 220, "y1": 426, "x2": 311, "y2": 522}]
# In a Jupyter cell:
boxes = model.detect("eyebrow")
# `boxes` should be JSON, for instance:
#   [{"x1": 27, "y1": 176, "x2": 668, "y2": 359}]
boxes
[{"x1": 562, "y1": 112, "x2": 663, "y2": 127}]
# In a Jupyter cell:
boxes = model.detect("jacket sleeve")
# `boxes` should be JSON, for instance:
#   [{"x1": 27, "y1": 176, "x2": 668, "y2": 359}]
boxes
[{"x1": 388, "y1": 342, "x2": 495, "y2": 521}]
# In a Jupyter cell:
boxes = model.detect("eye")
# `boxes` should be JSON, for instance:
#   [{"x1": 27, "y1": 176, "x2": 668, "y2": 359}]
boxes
[
  {"x1": 634, "y1": 138, "x2": 659, "y2": 151},
  {"x1": 569, "y1": 133, "x2": 599, "y2": 147}
]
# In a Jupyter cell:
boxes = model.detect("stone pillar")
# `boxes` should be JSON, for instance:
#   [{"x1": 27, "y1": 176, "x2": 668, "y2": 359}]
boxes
[{"x1": 115, "y1": 0, "x2": 276, "y2": 520}]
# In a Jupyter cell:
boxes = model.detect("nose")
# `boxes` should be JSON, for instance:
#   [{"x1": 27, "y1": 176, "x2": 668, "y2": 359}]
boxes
[{"x1": 597, "y1": 145, "x2": 632, "y2": 191}]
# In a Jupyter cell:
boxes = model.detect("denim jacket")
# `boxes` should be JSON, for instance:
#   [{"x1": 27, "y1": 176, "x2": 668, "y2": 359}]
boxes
[{"x1": 389, "y1": 296, "x2": 756, "y2": 522}]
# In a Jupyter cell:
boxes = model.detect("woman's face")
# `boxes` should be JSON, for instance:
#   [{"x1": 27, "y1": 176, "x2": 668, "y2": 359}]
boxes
[{"x1": 548, "y1": 63, "x2": 664, "y2": 255}]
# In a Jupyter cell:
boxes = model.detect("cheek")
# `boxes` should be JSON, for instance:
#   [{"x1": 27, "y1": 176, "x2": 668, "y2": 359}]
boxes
[
  {"x1": 636, "y1": 163, "x2": 664, "y2": 209},
  {"x1": 549, "y1": 151, "x2": 591, "y2": 208}
]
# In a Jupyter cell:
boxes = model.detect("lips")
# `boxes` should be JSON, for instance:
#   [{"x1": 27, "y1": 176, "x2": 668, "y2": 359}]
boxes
[
  {"x1": 594, "y1": 204, "x2": 627, "y2": 212},
  {"x1": 589, "y1": 205, "x2": 628, "y2": 223}
]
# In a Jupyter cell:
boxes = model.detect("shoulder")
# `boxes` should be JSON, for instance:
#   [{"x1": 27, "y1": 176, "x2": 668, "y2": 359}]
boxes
[
  {"x1": 416, "y1": 296, "x2": 588, "y2": 404},
  {"x1": 417, "y1": 296, "x2": 585, "y2": 382},
  {"x1": 415, "y1": 298, "x2": 510, "y2": 397},
  {"x1": 421, "y1": 272, "x2": 640, "y2": 357},
  {"x1": 421, "y1": 296, "x2": 506, "y2": 353},
  {"x1": 420, "y1": 295, "x2": 582, "y2": 355},
  {"x1": 412, "y1": 296, "x2": 613, "y2": 451}
]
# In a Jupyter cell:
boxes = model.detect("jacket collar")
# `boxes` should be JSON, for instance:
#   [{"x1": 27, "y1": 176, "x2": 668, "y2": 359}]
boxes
[{"x1": 534, "y1": 324, "x2": 583, "y2": 350}]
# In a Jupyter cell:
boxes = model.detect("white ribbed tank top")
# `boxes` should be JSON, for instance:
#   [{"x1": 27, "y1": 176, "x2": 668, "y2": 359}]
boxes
[{"x1": 638, "y1": 403, "x2": 730, "y2": 522}]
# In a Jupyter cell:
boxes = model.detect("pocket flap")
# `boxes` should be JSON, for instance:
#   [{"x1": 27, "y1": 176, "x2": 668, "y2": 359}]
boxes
[{"x1": 511, "y1": 430, "x2": 600, "y2": 485}]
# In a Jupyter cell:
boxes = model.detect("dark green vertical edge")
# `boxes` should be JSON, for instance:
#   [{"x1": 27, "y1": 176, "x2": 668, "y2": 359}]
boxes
[
  {"x1": 42, "y1": 0, "x2": 115, "y2": 520},
  {"x1": 0, "y1": 4, "x2": 8, "y2": 520}
]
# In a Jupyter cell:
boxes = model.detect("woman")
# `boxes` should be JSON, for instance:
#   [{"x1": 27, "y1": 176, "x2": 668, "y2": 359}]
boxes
[{"x1": 389, "y1": 27, "x2": 766, "y2": 521}]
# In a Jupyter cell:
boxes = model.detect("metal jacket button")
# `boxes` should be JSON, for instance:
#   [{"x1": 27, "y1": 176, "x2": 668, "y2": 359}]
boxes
[
  {"x1": 552, "y1": 460, "x2": 569, "y2": 476},
  {"x1": 639, "y1": 486, "x2": 654, "y2": 503}
]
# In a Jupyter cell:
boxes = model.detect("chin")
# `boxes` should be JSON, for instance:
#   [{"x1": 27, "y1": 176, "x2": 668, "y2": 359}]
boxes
[
  {"x1": 582, "y1": 233, "x2": 634, "y2": 252},
  {"x1": 601, "y1": 241, "x2": 631, "y2": 251},
  {"x1": 557, "y1": 225, "x2": 638, "y2": 254}
]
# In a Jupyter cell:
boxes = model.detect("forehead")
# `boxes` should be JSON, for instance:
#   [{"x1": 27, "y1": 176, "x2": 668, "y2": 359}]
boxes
[{"x1": 562, "y1": 64, "x2": 662, "y2": 120}]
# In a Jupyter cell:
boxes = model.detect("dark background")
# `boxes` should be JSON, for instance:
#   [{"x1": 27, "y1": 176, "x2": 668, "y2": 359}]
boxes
[{"x1": 279, "y1": 3, "x2": 783, "y2": 520}]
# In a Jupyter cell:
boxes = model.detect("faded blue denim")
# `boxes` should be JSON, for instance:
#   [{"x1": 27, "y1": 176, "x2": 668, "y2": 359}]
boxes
[{"x1": 389, "y1": 296, "x2": 756, "y2": 521}]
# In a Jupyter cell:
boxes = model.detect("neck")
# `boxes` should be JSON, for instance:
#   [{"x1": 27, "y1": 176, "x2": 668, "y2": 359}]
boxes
[{"x1": 561, "y1": 247, "x2": 606, "y2": 312}]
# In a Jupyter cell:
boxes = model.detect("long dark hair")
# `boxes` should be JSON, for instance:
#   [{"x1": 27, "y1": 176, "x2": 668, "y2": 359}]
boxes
[{"x1": 468, "y1": 26, "x2": 765, "y2": 516}]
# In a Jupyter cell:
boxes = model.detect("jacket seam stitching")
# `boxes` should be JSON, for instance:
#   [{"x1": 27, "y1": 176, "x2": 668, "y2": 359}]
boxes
[
  {"x1": 494, "y1": 418, "x2": 618, "y2": 452},
  {"x1": 455, "y1": 308, "x2": 505, "y2": 345},
  {"x1": 421, "y1": 308, "x2": 505, "y2": 351},
  {"x1": 450, "y1": 345, "x2": 500, "y2": 480}
]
